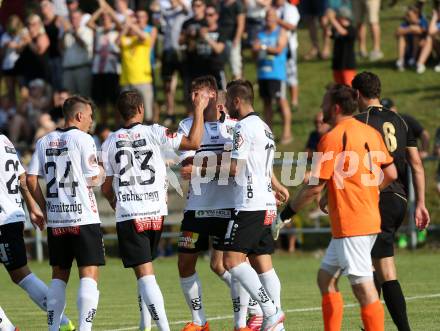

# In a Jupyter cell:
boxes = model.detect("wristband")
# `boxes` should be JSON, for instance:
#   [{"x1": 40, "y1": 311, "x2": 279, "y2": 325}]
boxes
[{"x1": 280, "y1": 204, "x2": 296, "y2": 221}]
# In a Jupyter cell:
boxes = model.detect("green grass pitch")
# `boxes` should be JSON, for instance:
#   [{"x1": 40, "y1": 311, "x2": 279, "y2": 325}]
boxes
[{"x1": 1, "y1": 250, "x2": 439, "y2": 330}]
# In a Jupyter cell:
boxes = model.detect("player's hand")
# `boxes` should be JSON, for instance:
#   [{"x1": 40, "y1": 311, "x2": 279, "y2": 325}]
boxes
[
  {"x1": 415, "y1": 204, "x2": 430, "y2": 230},
  {"x1": 319, "y1": 194, "x2": 328, "y2": 214},
  {"x1": 274, "y1": 186, "x2": 289, "y2": 205},
  {"x1": 30, "y1": 207, "x2": 46, "y2": 231},
  {"x1": 192, "y1": 89, "x2": 210, "y2": 112},
  {"x1": 180, "y1": 164, "x2": 193, "y2": 180}
]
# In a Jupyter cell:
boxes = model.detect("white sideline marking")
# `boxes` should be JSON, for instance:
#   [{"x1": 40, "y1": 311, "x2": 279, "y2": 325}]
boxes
[{"x1": 105, "y1": 293, "x2": 440, "y2": 331}]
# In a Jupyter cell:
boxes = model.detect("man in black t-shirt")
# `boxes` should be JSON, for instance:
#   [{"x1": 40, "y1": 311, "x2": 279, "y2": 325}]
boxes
[
  {"x1": 353, "y1": 72, "x2": 430, "y2": 331},
  {"x1": 180, "y1": 0, "x2": 208, "y2": 109},
  {"x1": 218, "y1": 0, "x2": 245, "y2": 79},
  {"x1": 381, "y1": 98, "x2": 431, "y2": 159}
]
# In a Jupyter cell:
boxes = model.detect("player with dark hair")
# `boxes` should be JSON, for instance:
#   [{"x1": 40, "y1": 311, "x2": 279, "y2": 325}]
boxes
[
  {"x1": 278, "y1": 84, "x2": 398, "y2": 331},
  {"x1": 27, "y1": 95, "x2": 105, "y2": 331},
  {"x1": 216, "y1": 79, "x2": 288, "y2": 330},
  {"x1": 352, "y1": 71, "x2": 430, "y2": 331},
  {"x1": 100, "y1": 82, "x2": 206, "y2": 331}
]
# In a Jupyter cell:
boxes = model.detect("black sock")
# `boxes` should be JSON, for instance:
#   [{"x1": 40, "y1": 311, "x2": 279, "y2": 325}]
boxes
[
  {"x1": 382, "y1": 280, "x2": 411, "y2": 331},
  {"x1": 373, "y1": 271, "x2": 381, "y2": 297}
]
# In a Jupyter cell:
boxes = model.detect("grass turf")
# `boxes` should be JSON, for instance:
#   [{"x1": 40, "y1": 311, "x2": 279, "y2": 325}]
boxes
[{"x1": 0, "y1": 251, "x2": 439, "y2": 330}]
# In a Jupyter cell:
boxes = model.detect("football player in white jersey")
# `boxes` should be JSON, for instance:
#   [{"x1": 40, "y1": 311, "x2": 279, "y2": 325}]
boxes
[
  {"x1": 0, "y1": 306, "x2": 18, "y2": 331},
  {"x1": 0, "y1": 135, "x2": 75, "y2": 331},
  {"x1": 222, "y1": 80, "x2": 287, "y2": 331},
  {"x1": 176, "y1": 78, "x2": 245, "y2": 331},
  {"x1": 27, "y1": 96, "x2": 105, "y2": 331},
  {"x1": 100, "y1": 82, "x2": 207, "y2": 331}
]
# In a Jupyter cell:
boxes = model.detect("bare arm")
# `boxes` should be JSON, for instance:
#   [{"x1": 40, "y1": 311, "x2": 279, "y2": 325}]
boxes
[
  {"x1": 327, "y1": 10, "x2": 348, "y2": 36},
  {"x1": 379, "y1": 163, "x2": 398, "y2": 191},
  {"x1": 101, "y1": 176, "x2": 116, "y2": 210},
  {"x1": 288, "y1": 179, "x2": 326, "y2": 215},
  {"x1": 201, "y1": 29, "x2": 225, "y2": 54},
  {"x1": 267, "y1": 28, "x2": 288, "y2": 54},
  {"x1": 20, "y1": 174, "x2": 45, "y2": 230},
  {"x1": 419, "y1": 130, "x2": 430, "y2": 157},
  {"x1": 29, "y1": 34, "x2": 50, "y2": 55},
  {"x1": 233, "y1": 13, "x2": 246, "y2": 45},
  {"x1": 26, "y1": 175, "x2": 47, "y2": 219},
  {"x1": 406, "y1": 147, "x2": 430, "y2": 229},
  {"x1": 87, "y1": 7, "x2": 104, "y2": 31}
]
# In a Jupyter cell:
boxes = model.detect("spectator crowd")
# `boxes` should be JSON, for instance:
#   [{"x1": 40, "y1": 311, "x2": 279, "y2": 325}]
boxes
[{"x1": 0, "y1": 0, "x2": 439, "y2": 153}]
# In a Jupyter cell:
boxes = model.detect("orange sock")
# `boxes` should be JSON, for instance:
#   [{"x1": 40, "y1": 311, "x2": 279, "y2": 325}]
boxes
[
  {"x1": 322, "y1": 292, "x2": 344, "y2": 331},
  {"x1": 361, "y1": 300, "x2": 385, "y2": 331}
]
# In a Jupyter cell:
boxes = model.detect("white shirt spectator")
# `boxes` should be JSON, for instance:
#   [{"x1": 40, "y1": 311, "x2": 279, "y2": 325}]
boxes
[
  {"x1": 1, "y1": 33, "x2": 22, "y2": 71},
  {"x1": 62, "y1": 25, "x2": 93, "y2": 68},
  {"x1": 276, "y1": 2, "x2": 300, "y2": 50},
  {"x1": 246, "y1": 0, "x2": 267, "y2": 20},
  {"x1": 161, "y1": 0, "x2": 191, "y2": 51},
  {"x1": 91, "y1": 27, "x2": 120, "y2": 74}
]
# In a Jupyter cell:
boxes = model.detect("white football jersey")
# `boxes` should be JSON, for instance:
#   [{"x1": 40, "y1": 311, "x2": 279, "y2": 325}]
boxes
[
  {"x1": 0, "y1": 135, "x2": 26, "y2": 226},
  {"x1": 28, "y1": 127, "x2": 101, "y2": 227},
  {"x1": 231, "y1": 113, "x2": 277, "y2": 211},
  {"x1": 101, "y1": 123, "x2": 183, "y2": 222},
  {"x1": 178, "y1": 114, "x2": 237, "y2": 210}
]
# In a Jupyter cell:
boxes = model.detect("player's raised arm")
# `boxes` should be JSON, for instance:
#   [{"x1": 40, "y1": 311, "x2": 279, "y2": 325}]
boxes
[{"x1": 178, "y1": 88, "x2": 209, "y2": 151}]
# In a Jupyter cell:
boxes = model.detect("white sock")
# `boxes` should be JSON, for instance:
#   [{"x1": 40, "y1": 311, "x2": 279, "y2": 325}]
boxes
[
  {"x1": 0, "y1": 306, "x2": 15, "y2": 331},
  {"x1": 138, "y1": 275, "x2": 170, "y2": 331},
  {"x1": 47, "y1": 279, "x2": 67, "y2": 331},
  {"x1": 258, "y1": 269, "x2": 281, "y2": 309},
  {"x1": 231, "y1": 277, "x2": 250, "y2": 328},
  {"x1": 229, "y1": 263, "x2": 277, "y2": 317},
  {"x1": 137, "y1": 285, "x2": 152, "y2": 331},
  {"x1": 77, "y1": 277, "x2": 99, "y2": 331},
  {"x1": 179, "y1": 273, "x2": 207, "y2": 326},
  {"x1": 219, "y1": 271, "x2": 232, "y2": 287},
  {"x1": 248, "y1": 297, "x2": 263, "y2": 316},
  {"x1": 18, "y1": 273, "x2": 71, "y2": 326}
]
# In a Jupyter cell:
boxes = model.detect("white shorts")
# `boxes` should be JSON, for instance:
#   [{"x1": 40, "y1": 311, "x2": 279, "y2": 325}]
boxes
[{"x1": 320, "y1": 235, "x2": 377, "y2": 284}]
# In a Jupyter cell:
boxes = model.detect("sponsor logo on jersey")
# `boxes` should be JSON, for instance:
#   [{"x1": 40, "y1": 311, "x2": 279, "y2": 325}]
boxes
[
  {"x1": 49, "y1": 139, "x2": 67, "y2": 147},
  {"x1": 4, "y1": 146, "x2": 16, "y2": 154},
  {"x1": 116, "y1": 139, "x2": 147, "y2": 148},
  {"x1": 209, "y1": 123, "x2": 218, "y2": 131},
  {"x1": 133, "y1": 217, "x2": 163, "y2": 232},
  {"x1": 211, "y1": 136, "x2": 219, "y2": 140},
  {"x1": 45, "y1": 147, "x2": 68, "y2": 156},
  {"x1": 178, "y1": 231, "x2": 199, "y2": 249},
  {"x1": 52, "y1": 226, "x2": 81, "y2": 236},
  {"x1": 265, "y1": 130, "x2": 274, "y2": 141},
  {"x1": 46, "y1": 201, "x2": 83, "y2": 214},
  {"x1": 233, "y1": 131, "x2": 243, "y2": 150},
  {"x1": 195, "y1": 209, "x2": 232, "y2": 219},
  {"x1": 264, "y1": 210, "x2": 277, "y2": 225}
]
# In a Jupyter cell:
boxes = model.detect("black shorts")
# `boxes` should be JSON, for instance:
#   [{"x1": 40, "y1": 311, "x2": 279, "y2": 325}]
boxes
[
  {"x1": 217, "y1": 210, "x2": 276, "y2": 255},
  {"x1": 0, "y1": 222, "x2": 27, "y2": 271},
  {"x1": 47, "y1": 224, "x2": 106, "y2": 269},
  {"x1": 178, "y1": 210, "x2": 231, "y2": 253},
  {"x1": 161, "y1": 49, "x2": 182, "y2": 81},
  {"x1": 258, "y1": 79, "x2": 286, "y2": 101},
  {"x1": 299, "y1": 0, "x2": 328, "y2": 17},
  {"x1": 371, "y1": 193, "x2": 408, "y2": 259},
  {"x1": 92, "y1": 73, "x2": 119, "y2": 106},
  {"x1": 117, "y1": 218, "x2": 164, "y2": 268}
]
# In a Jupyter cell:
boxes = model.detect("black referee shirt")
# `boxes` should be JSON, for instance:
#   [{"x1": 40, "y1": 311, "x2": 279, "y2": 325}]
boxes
[{"x1": 355, "y1": 106, "x2": 417, "y2": 197}]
